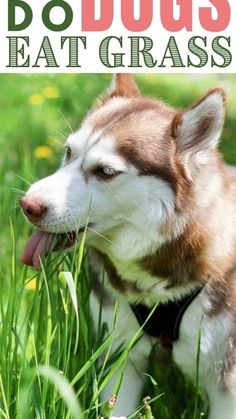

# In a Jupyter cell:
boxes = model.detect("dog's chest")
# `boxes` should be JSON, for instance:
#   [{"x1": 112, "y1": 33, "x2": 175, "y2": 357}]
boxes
[{"x1": 173, "y1": 290, "x2": 233, "y2": 389}]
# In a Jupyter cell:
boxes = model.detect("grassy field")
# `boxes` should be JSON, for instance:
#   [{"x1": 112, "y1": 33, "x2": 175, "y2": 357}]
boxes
[{"x1": 0, "y1": 73, "x2": 236, "y2": 419}]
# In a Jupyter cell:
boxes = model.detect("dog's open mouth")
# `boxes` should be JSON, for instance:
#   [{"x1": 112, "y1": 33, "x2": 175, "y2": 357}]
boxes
[{"x1": 22, "y1": 227, "x2": 86, "y2": 270}]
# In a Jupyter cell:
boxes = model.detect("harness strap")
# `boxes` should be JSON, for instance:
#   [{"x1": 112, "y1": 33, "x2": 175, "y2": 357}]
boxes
[{"x1": 131, "y1": 287, "x2": 203, "y2": 347}]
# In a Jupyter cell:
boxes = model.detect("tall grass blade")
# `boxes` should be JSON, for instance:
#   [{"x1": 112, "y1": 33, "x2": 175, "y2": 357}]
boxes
[
  {"x1": 38, "y1": 365, "x2": 82, "y2": 419},
  {"x1": 59, "y1": 271, "x2": 79, "y2": 355}
]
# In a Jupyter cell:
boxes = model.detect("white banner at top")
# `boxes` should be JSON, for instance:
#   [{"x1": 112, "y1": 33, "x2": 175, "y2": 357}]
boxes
[{"x1": 0, "y1": 0, "x2": 235, "y2": 73}]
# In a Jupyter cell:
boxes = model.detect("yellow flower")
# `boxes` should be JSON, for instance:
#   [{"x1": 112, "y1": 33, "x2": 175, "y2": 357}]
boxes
[
  {"x1": 29, "y1": 94, "x2": 44, "y2": 105},
  {"x1": 25, "y1": 278, "x2": 37, "y2": 291},
  {"x1": 43, "y1": 86, "x2": 60, "y2": 99},
  {"x1": 34, "y1": 146, "x2": 54, "y2": 160}
]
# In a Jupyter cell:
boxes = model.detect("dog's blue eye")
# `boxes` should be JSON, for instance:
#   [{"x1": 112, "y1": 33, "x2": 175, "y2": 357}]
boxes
[
  {"x1": 95, "y1": 167, "x2": 120, "y2": 179},
  {"x1": 102, "y1": 167, "x2": 117, "y2": 176}
]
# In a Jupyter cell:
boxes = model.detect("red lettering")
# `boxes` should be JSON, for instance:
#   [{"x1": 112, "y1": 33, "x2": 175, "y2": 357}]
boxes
[
  {"x1": 82, "y1": 0, "x2": 113, "y2": 31},
  {"x1": 199, "y1": 0, "x2": 230, "y2": 32},
  {"x1": 121, "y1": 0, "x2": 153, "y2": 32},
  {"x1": 161, "y1": 0, "x2": 192, "y2": 32}
]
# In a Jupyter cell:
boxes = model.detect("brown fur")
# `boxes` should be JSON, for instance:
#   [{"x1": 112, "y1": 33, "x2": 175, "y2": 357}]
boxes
[
  {"x1": 110, "y1": 74, "x2": 140, "y2": 99},
  {"x1": 140, "y1": 223, "x2": 208, "y2": 287},
  {"x1": 98, "y1": 251, "x2": 141, "y2": 296}
]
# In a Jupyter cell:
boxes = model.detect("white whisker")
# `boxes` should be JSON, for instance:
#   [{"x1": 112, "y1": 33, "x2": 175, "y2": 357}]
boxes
[
  {"x1": 11, "y1": 188, "x2": 26, "y2": 196},
  {"x1": 49, "y1": 136, "x2": 64, "y2": 148},
  {"x1": 58, "y1": 109, "x2": 73, "y2": 134},
  {"x1": 15, "y1": 174, "x2": 32, "y2": 187},
  {"x1": 55, "y1": 128, "x2": 69, "y2": 139}
]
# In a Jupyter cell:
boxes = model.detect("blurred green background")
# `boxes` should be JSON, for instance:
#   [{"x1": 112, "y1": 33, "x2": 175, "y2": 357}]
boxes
[{"x1": 0, "y1": 74, "x2": 235, "y2": 418}]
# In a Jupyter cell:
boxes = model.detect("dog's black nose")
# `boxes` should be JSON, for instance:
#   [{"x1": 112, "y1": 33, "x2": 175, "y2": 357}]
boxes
[{"x1": 20, "y1": 196, "x2": 47, "y2": 223}]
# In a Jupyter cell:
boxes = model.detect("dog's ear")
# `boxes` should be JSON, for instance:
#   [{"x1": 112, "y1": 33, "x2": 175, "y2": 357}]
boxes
[
  {"x1": 107, "y1": 74, "x2": 140, "y2": 98},
  {"x1": 173, "y1": 88, "x2": 226, "y2": 170}
]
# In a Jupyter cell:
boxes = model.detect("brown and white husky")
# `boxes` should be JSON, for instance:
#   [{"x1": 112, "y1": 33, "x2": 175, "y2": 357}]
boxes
[{"x1": 20, "y1": 75, "x2": 236, "y2": 419}]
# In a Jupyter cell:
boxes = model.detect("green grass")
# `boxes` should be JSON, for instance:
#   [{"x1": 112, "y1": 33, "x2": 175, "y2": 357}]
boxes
[{"x1": 0, "y1": 73, "x2": 235, "y2": 418}]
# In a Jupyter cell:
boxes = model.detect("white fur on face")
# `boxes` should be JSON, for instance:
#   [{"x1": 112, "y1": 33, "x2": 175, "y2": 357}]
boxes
[{"x1": 25, "y1": 122, "x2": 175, "y2": 259}]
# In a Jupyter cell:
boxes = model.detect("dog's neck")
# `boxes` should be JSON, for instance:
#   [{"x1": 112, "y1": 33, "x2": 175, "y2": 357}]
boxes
[{"x1": 92, "y1": 220, "x2": 206, "y2": 304}]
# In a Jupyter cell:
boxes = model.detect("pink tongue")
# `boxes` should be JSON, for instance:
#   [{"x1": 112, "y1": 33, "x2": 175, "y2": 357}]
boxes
[{"x1": 21, "y1": 231, "x2": 55, "y2": 270}]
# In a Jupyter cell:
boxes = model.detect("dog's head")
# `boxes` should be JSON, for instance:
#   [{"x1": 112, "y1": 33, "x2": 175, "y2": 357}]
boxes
[{"x1": 20, "y1": 75, "x2": 226, "y2": 268}]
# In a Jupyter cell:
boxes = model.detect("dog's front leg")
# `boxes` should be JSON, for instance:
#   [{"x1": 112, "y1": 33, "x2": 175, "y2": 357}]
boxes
[{"x1": 90, "y1": 292, "x2": 153, "y2": 417}]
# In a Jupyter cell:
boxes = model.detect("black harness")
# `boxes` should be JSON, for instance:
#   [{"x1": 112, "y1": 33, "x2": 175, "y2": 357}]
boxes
[{"x1": 131, "y1": 287, "x2": 203, "y2": 348}]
